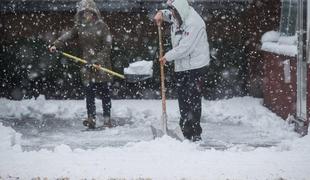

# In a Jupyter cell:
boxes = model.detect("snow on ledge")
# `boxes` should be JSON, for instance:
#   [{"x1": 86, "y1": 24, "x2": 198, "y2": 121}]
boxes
[
  {"x1": 261, "y1": 42, "x2": 297, "y2": 57},
  {"x1": 261, "y1": 31, "x2": 297, "y2": 57},
  {"x1": 261, "y1": 31, "x2": 280, "y2": 43}
]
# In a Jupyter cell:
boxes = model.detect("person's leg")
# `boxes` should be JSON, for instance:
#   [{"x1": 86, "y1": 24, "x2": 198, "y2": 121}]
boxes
[
  {"x1": 188, "y1": 69, "x2": 203, "y2": 141},
  {"x1": 84, "y1": 82, "x2": 96, "y2": 128},
  {"x1": 97, "y1": 82, "x2": 112, "y2": 126},
  {"x1": 176, "y1": 71, "x2": 193, "y2": 140}
]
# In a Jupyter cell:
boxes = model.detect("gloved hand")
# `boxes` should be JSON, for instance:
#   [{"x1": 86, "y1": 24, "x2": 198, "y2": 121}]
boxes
[
  {"x1": 85, "y1": 61, "x2": 101, "y2": 71},
  {"x1": 154, "y1": 11, "x2": 163, "y2": 26},
  {"x1": 159, "y1": 56, "x2": 167, "y2": 65},
  {"x1": 48, "y1": 45, "x2": 57, "y2": 53},
  {"x1": 85, "y1": 63, "x2": 94, "y2": 70}
]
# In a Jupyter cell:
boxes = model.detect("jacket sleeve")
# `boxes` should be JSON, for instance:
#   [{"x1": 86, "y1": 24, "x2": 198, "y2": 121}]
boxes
[
  {"x1": 160, "y1": 9, "x2": 173, "y2": 23},
  {"x1": 165, "y1": 25, "x2": 204, "y2": 62},
  {"x1": 53, "y1": 26, "x2": 78, "y2": 48}
]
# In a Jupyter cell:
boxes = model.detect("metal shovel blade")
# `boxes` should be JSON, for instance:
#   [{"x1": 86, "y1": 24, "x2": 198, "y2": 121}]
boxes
[
  {"x1": 124, "y1": 74, "x2": 152, "y2": 83},
  {"x1": 150, "y1": 114, "x2": 184, "y2": 141},
  {"x1": 150, "y1": 125, "x2": 184, "y2": 141}
]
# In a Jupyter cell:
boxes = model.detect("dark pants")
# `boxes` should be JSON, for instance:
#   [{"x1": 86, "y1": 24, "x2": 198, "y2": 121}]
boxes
[
  {"x1": 85, "y1": 82, "x2": 111, "y2": 119},
  {"x1": 176, "y1": 67, "x2": 204, "y2": 140}
]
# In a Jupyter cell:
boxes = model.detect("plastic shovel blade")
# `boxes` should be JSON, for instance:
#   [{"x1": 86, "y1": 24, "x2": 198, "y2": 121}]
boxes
[{"x1": 124, "y1": 74, "x2": 152, "y2": 83}]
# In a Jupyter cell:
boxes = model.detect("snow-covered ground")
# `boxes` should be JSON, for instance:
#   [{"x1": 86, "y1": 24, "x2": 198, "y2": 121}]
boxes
[{"x1": 0, "y1": 96, "x2": 309, "y2": 179}]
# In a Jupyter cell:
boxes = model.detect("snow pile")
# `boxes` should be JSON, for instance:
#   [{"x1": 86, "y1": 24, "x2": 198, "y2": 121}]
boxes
[
  {"x1": 0, "y1": 97, "x2": 298, "y2": 148},
  {"x1": 206, "y1": 97, "x2": 302, "y2": 140},
  {"x1": 0, "y1": 123, "x2": 21, "y2": 151},
  {"x1": 261, "y1": 42, "x2": 297, "y2": 57},
  {"x1": 204, "y1": 97, "x2": 292, "y2": 131},
  {"x1": 278, "y1": 35, "x2": 297, "y2": 45},
  {"x1": 261, "y1": 30, "x2": 280, "y2": 43},
  {"x1": 277, "y1": 134, "x2": 310, "y2": 152},
  {"x1": 124, "y1": 60, "x2": 153, "y2": 75},
  {"x1": 0, "y1": 131, "x2": 309, "y2": 179},
  {"x1": 0, "y1": 95, "x2": 85, "y2": 120},
  {"x1": 0, "y1": 97, "x2": 309, "y2": 179},
  {"x1": 261, "y1": 31, "x2": 297, "y2": 57}
]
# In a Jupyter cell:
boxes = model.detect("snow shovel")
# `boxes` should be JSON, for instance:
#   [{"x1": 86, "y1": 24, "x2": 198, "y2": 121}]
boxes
[
  {"x1": 56, "y1": 51, "x2": 152, "y2": 82},
  {"x1": 123, "y1": 60, "x2": 153, "y2": 82},
  {"x1": 150, "y1": 25, "x2": 184, "y2": 141}
]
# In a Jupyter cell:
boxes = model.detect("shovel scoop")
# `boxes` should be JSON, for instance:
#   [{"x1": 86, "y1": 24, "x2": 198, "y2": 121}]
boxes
[{"x1": 123, "y1": 60, "x2": 153, "y2": 82}]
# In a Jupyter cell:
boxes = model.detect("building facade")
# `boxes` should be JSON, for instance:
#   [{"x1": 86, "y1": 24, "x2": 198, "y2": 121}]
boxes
[{"x1": 260, "y1": 0, "x2": 309, "y2": 135}]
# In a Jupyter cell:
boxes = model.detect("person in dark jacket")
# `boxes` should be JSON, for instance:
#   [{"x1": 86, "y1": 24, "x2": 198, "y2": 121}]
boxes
[
  {"x1": 154, "y1": 0, "x2": 210, "y2": 141},
  {"x1": 49, "y1": 0, "x2": 113, "y2": 129}
]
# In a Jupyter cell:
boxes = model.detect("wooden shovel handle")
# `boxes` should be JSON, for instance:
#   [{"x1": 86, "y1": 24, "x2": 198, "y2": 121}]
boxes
[{"x1": 158, "y1": 25, "x2": 167, "y2": 114}]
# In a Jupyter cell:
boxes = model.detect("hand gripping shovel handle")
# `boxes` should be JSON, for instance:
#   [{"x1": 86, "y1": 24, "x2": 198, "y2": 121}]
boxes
[
  {"x1": 57, "y1": 50, "x2": 125, "y2": 79},
  {"x1": 158, "y1": 25, "x2": 168, "y2": 134}
]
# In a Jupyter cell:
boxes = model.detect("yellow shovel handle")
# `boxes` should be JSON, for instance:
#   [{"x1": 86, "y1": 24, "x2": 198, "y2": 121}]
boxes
[{"x1": 60, "y1": 51, "x2": 125, "y2": 79}]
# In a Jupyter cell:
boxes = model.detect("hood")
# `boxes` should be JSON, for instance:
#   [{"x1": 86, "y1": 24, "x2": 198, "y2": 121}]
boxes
[
  {"x1": 168, "y1": 0, "x2": 191, "y2": 22},
  {"x1": 75, "y1": 0, "x2": 101, "y2": 22}
]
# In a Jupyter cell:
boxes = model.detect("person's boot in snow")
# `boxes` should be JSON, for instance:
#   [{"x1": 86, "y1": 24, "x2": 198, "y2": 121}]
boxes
[
  {"x1": 83, "y1": 117, "x2": 96, "y2": 129},
  {"x1": 192, "y1": 135, "x2": 202, "y2": 142},
  {"x1": 103, "y1": 116, "x2": 113, "y2": 128}
]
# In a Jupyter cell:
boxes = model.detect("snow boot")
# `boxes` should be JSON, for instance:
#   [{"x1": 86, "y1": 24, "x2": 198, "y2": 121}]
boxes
[
  {"x1": 192, "y1": 135, "x2": 202, "y2": 142},
  {"x1": 103, "y1": 116, "x2": 113, "y2": 128},
  {"x1": 83, "y1": 118, "x2": 96, "y2": 129}
]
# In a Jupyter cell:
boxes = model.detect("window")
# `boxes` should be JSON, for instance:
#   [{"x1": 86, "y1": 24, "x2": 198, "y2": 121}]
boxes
[{"x1": 279, "y1": 0, "x2": 298, "y2": 36}]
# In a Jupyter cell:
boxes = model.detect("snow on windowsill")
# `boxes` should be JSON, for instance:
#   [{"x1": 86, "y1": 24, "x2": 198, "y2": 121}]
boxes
[
  {"x1": 261, "y1": 42, "x2": 297, "y2": 57},
  {"x1": 261, "y1": 31, "x2": 297, "y2": 57}
]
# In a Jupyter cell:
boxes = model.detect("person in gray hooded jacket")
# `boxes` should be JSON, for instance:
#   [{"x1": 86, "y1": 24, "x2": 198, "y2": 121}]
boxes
[
  {"x1": 154, "y1": 0, "x2": 210, "y2": 141},
  {"x1": 49, "y1": 0, "x2": 112, "y2": 129}
]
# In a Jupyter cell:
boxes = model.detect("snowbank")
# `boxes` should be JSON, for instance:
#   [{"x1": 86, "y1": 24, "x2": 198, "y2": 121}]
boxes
[
  {"x1": 0, "y1": 123, "x2": 22, "y2": 151},
  {"x1": 261, "y1": 31, "x2": 297, "y2": 57},
  {"x1": 0, "y1": 126, "x2": 309, "y2": 179},
  {"x1": 0, "y1": 96, "x2": 309, "y2": 179},
  {"x1": 204, "y1": 97, "x2": 294, "y2": 134},
  {"x1": 0, "y1": 95, "x2": 84, "y2": 120}
]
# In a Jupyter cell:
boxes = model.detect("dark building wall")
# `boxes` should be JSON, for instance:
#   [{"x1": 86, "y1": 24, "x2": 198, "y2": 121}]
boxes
[
  {"x1": 1, "y1": 1, "x2": 265, "y2": 100},
  {"x1": 261, "y1": 50, "x2": 310, "y2": 135},
  {"x1": 243, "y1": 0, "x2": 281, "y2": 98},
  {"x1": 204, "y1": 5, "x2": 248, "y2": 99},
  {"x1": 262, "y1": 52, "x2": 297, "y2": 119},
  {"x1": 1, "y1": 11, "x2": 159, "y2": 99}
]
